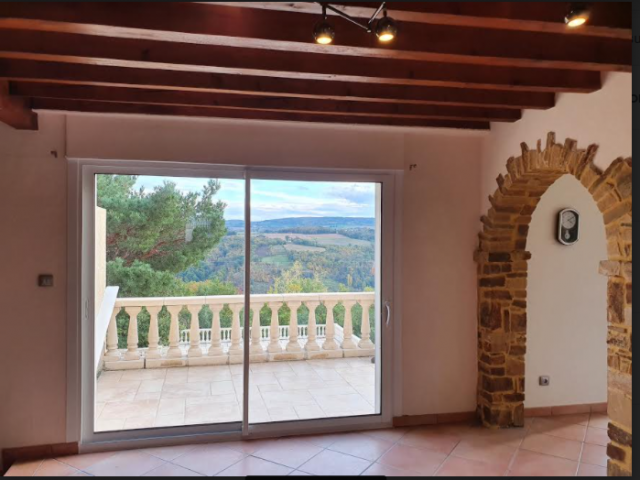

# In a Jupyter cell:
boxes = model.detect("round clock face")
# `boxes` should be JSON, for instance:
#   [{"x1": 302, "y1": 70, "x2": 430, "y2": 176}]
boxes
[{"x1": 562, "y1": 211, "x2": 578, "y2": 229}]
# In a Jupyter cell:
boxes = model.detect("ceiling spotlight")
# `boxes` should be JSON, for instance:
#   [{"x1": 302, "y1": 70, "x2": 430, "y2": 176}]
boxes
[
  {"x1": 376, "y1": 9, "x2": 398, "y2": 42},
  {"x1": 314, "y1": 5, "x2": 336, "y2": 45},
  {"x1": 565, "y1": 3, "x2": 590, "y2": 28}
]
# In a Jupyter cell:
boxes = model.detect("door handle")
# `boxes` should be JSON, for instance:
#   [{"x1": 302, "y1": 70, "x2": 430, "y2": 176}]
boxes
[{"x1": 384, "y1": 300, "x2": 392, "y2": 327}]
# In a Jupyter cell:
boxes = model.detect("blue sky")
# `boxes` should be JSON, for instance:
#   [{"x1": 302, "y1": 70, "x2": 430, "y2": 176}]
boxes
[{"x1": 134, "y1": 176, "x2": 376, "y2": 221}]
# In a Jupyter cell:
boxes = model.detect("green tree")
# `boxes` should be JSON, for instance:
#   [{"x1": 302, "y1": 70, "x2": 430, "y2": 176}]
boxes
[{"x1": 98, "y1": 175, "x2": 227, "y2": 276}]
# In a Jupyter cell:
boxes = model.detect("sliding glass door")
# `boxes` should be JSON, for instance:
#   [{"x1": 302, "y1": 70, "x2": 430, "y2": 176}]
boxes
[
  {"x1": 80, "y1": 163, "x2": 394, "y2": 446},
  {"x1": 247, "y1": 178, "x2": 383, "y2": 426}
]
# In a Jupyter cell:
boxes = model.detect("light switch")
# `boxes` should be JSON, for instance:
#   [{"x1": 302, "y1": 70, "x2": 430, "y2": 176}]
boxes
[{"x1": 38, "y1": 274, "x2": 54, "y2": 287}]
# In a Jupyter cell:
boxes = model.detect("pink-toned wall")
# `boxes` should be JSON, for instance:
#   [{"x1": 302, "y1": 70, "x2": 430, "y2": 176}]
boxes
[
  {"x1": 0, "y1": 116, "x2": 69, "y2": 465},
  {"x1": 480, "y1": 72, "x2": 632, "y2": 410},
  {"x1": 0, "y1": 113, "x2": 485, "y2": 466}
]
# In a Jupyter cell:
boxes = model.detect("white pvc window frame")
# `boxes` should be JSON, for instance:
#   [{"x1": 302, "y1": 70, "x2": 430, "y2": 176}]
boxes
[{"x1": 67, "y1": 158, "x2": 398, "y2": 453}]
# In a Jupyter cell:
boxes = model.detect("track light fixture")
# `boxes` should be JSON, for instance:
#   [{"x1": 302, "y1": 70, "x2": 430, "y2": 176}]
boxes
[
  {"x1": 313, "y1": 2, "x2": 398, "y2": 45},
  {"x1": 376, "y1": 9, "x2": 398, "y2": 42},
  {"x1": 565, "y1": 3, "x2": 590, "y2": 28},
  {"x1": 314, "y1": 5, "x2": 336, "y2": 45}
]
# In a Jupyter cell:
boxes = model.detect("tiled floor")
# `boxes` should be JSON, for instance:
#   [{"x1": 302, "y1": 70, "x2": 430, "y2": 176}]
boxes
[
  {"x1": 7, "y1": 412, "x2": 610, "y2": 477},
  {"x1": 96, "y1": 357, "x2": 376, "y2": 432}
]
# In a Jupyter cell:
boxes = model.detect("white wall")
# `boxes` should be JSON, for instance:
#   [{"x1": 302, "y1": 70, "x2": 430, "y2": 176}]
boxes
[
  {"x1": 525, "y1": 176, "x2": 608, "y2": 408},
  {"x1": 481, "y1": 72, "x2": 632, "y2": 409}
]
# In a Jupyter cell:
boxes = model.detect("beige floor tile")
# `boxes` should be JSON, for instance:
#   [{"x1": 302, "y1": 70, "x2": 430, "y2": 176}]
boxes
[
  {"x1": 362, "y1": 462, "x2": 424, "y2": 476},
  {"x1": 218, "y1": 456, "x2": 293, "y2": 476},
  {"x1": 210, "y1": 380, "x2": 235, "y2": 396},
  {"x1": 509, "y1": 450, "x2": 578, "y2": 477},
  {"x1": 378, "y1": 444, "x2": 448, "y2": 476},
  {"x1": 578, "y1": 463, "x2": 607, "y2": 476},
  {"x1": 329, "y1": 432, "x2": 394, "y2": 461},
  {"x1": 262, "y1": 390, "x2": 317, "y2": 408},
  {"x1": 57, "y1": 452, "x2": 117, "y2": 471},
  {"x1": 172, "y1": 445, "x2": 246, "y2": 476},
  {"x1": 157, "y1": 398, "x2": 186, "y2": 417},
  {"x1": 588, "y1": 414, "x2": 610, "y2": 430},
  {"x1": 294, "y1": 404, "x2": 326, "y2": 420},
  {"x1": 100, "y1": 400, "x2": 159, "y2": 421},
  {"x1": 161, "y1": 382, "x2": 211, "y2": 399},
  {"x1": 5, "y1": 459, "x2": 43, "y2": 477},
  {"x1": 95, "y1": 418, "x2": 126, "y2": 432},
  {"x1": 223, "y1": 439, "x2": 279, "y2": 455},
  {"x1": 138, "y1": 379, "x2": 165, "y2": 394},
  {"x1": 531, "y1": 417, "x2": 588, "y2": 442},
  {"x1": 401, "y1": 426, "x2": 462, "y2": 455},
  {"x1": 585, "y1": 427, "x2": 610, "y2": 447},
  {"x1": 451, "y1": 439, "x2": 517, "y2": 469},
  {"x1": 154, "y1": 414, "x2": 186, "y2": 428},
  {"x1": 124, "y1": 416, "x2": 157, "y2": 430},
  {"x1": 32, "y1": 459, "x2": 81, "y2": 477},
  {"x1": 141, "y1": 444, "x2": 198, "y2": 462},
  {"x1": 362, "y1": 427, "x2": 410, "y2": 443},
  {"x1": 581, "y1": 443, "x2": 608, "y2": 467},
  {"x1": 84, "y1": 451, "x2": 165, "y2": 477},
  {"x1": 436, "y1": 456, "x2": 509, "y2": 477},
  {"x1": 521, "y1": 433, "x2": 583, "y2": 461},
  {"x1": 299, "y1": 449, "x2": 372, "y2": 476},
  {"x1": 253, "y1": 438, "x2": 323, "y2": 469},
  {"x1": 143, "y1": 463, "x2": 203, "y2": 476}
]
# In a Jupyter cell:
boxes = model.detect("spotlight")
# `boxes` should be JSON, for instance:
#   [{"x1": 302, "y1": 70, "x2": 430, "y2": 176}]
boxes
[
  {"x1": 314, "y1": 5, "x2": 335, "y2": 45},
  {"x1": 376, "y1": 9, "x2": 397, "y2": 42},
  {"x1": 565, "y1": 3, "x2": 590, "y2": 28}
]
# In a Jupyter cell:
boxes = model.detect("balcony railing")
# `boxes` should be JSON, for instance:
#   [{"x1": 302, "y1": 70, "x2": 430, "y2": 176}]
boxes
[{"x1": 102, "y1": 292, "x2": 376, "y2": 371}]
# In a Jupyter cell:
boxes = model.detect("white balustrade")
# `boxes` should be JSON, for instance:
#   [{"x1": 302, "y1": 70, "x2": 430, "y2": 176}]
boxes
[
  {"x1": 104, "y1": 309, "x2": 121, "y2": 362},
  {"x1": 124, "y1": 306, "x2": 142, "y2": 361},
  {"x1": 267, "y1": 302, "x2": 282, "y2": 354},
  {"x1": 146, "y1": 306, "x2": 162, "y2": 360},
  {"x1": 104, "y1": 292, "x2": 375, "y2": 370},
  {"x1": 305, "y1": 301, "x2": 320, "y2": 352}
]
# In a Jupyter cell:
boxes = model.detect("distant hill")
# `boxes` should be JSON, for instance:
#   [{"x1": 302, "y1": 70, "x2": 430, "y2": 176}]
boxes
[{"x1": 226, "y1": 217, "x2": 375, "y2": 233}]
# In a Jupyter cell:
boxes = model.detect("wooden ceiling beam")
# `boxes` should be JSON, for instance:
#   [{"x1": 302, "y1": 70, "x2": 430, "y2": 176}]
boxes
[
  {"x1": 0, "y1": 30, "x2": 603, "y2": 93},
  {"x1": 221, "y1": 2, "x2": 632, "y2": 39},
  {"x1": 0, "y1": 80, "x2": 37, "y2": 130},
  {"x1": 11, "y1": 81, "x2": 522, "y2": 122},
  {"x1": 0, "y1": 60, "x2": 555, "y2": 110},
  {"x1": 30, "y1": 98, "x2": 491, "y2": 130},
  {"x1": 0, "y1": 2, "x2": 630, "y2": 70}
]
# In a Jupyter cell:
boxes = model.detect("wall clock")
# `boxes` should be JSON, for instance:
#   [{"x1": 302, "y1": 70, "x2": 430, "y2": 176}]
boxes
[{"x1": 558, "y1": 208, "x2": 580, "y2": 246}]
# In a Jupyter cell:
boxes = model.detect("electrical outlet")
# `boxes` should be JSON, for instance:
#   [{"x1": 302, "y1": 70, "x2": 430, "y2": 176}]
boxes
[{"x1": 539, "y1": 376, "x2": 551, "y2": 387}]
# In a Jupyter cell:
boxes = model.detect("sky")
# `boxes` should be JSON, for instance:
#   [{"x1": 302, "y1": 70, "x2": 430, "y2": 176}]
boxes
[{"x1": 134, "y1": 176, "x2": 377, "y2": 221}]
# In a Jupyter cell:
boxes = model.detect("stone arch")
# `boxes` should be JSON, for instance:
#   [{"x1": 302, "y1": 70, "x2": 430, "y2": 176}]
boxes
[{"x1": 475, "y1": 133, "x2": 632, "y2": 476}]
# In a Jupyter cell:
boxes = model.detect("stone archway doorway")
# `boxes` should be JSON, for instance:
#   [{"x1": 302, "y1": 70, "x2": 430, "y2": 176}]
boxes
[{"x1": 475, "y1": 133, "x2": 632, "y2": 476}]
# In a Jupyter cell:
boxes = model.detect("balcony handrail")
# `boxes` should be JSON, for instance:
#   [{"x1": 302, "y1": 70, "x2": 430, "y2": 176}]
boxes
[
  {"x1": 103, "y1": 291, "x2": 376, "y2": 372},
  {"x1": 114, "y1": 291, "x2": 375, "y2": 308}
]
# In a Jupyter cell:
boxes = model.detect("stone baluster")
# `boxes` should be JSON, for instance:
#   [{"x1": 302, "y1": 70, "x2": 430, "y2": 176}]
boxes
[
  {"x1": 104, "y1": 309, "x2": 121, "y2": 362},
  {"x1": 123, "y1": 306, "x2": 142, "y2": 361},
  {"x1": 187, "y1": 304, "x2": 203, "y2": 358},
  {"x1": 146, "y1": 306, "x2": 162, "y2": 360},
  {"x1": 341, "y1": 301, "x2": 358, "y2": 350},
  {"x1": 323, "y1": 301, "x2": 339, "y2": 351},
  {"x1": 228, "y1": 304, "x2": 243, "y2": 355},
  {"x1": 268, "y1": 302, "x2": 283, "y2": 354},
  {"x1": 166, "y1": 305, "x2": 183, "y2": 358},
  {"x1": 358, "y1": 302, "x2": 375, "y2": 350},
  {"x1": 250, "y1": 304, "x2": 265, "y2": 356},
  {"x1": 286, "y1": 302, "x2": 303, "y2": 353},
  {"x1": 208, "y1": 304, "x2": 224, "y2": 357},
  {"x1": 305, "y1": 301, "x2": 321, "y2": 352}
]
